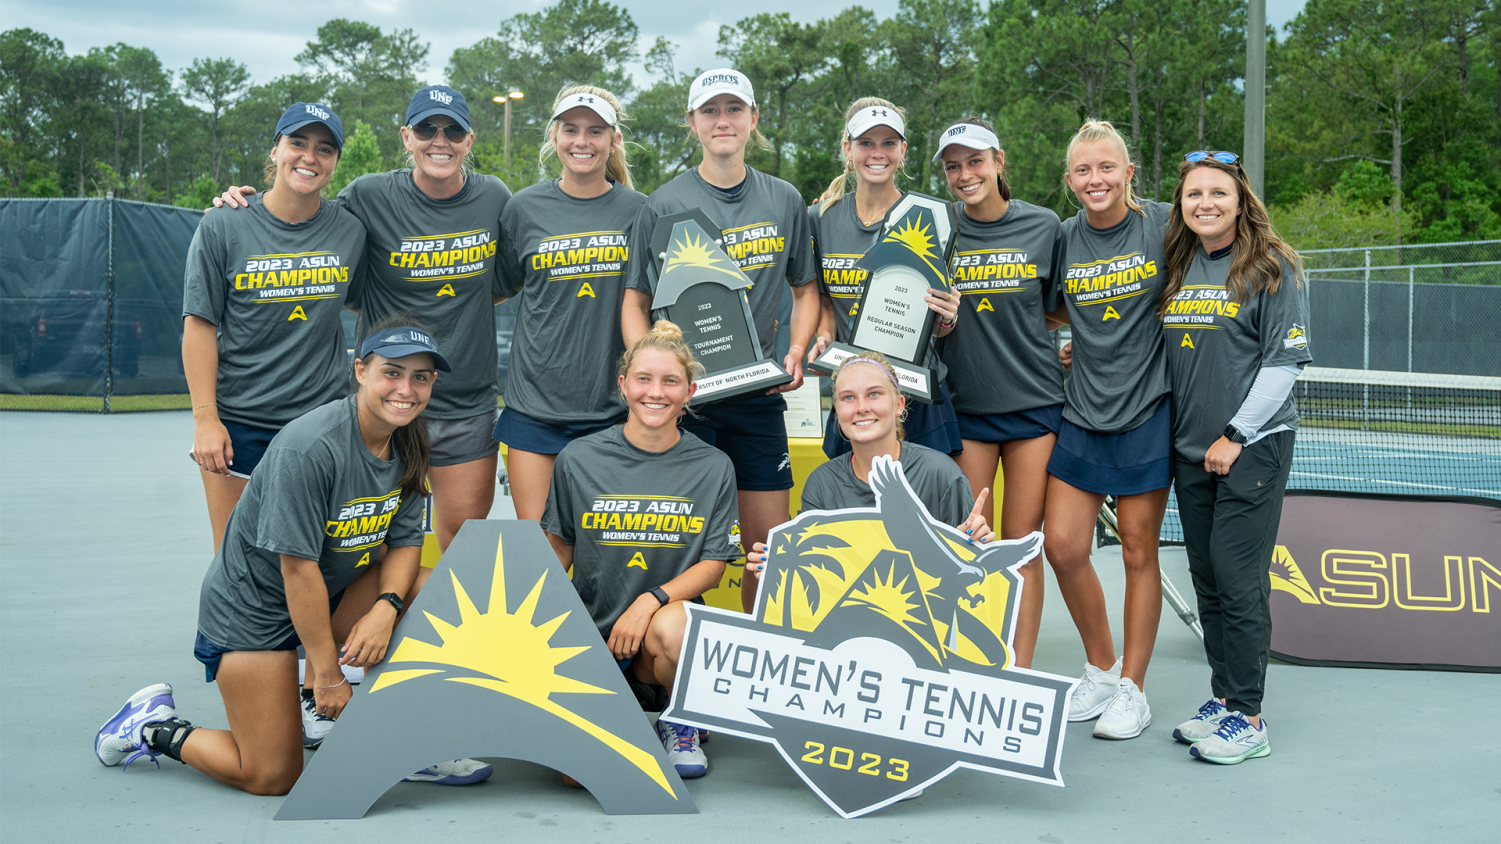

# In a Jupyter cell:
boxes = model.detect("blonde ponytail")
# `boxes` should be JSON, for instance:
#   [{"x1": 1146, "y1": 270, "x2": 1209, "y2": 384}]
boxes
[
  {"x1": 616, "y1": 319, "x2": 705, "y2": 401},
  {"x1": 818, "y1": 97, "x2": 909, "y2": 216},
  {"x1": 1064, "y1": 119, "x2": 1143, "y2": 215}
]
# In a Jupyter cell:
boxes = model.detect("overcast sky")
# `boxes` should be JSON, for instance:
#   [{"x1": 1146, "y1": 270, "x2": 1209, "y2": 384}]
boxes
[{"x1": 15, "y1": 1, "x2": 1311, "y2": 94}]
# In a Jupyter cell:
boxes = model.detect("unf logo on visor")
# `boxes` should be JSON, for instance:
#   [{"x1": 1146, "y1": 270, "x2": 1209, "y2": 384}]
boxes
[
  {"x1": 305, "y1": 104, "x2": 331, "y2": 120},
  {"x1": 430, "y1": 89, "x2": 453, "y2": 104}
]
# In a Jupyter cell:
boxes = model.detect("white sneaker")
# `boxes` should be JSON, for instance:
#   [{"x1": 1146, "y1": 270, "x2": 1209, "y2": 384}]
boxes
[
  {"x1": 404, "y1": 758, "x2": 494, "y2": 785},
  {"x1": 1190, "y1": 712, "x2": 1270, "y2": 764},
  {"x1": 1067, "y1": 657, "x2": 1122, "y2": 721},
  {"x1": 1173, "y1": 698, "x2": 1229, "y2": 745},
  {"x1": 95, "y1": 683, "x2": 177, "y2": 768},
  {"x1": 301, "y1": 692, "x2": 335, "y2": 749},
  {"x1": 1093, "y1": 678, "x2": 1151, "y2": 740},
  {"x1": 656, "y1": 719, "x2": 708, "y2": 778}
]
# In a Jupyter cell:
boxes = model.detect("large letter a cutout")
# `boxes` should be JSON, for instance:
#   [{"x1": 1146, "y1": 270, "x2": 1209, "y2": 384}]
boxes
[{"x1": 276, "y1": 521, "x2": 696, "y2": 819}]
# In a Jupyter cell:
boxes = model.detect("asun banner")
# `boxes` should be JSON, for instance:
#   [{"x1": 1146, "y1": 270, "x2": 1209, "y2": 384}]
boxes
[
  {"x1": 1270, "y1": 491, "x2": 1501, "y2": 672},
  {"x1": 662, "y1": 456, "x2": 1076, "y2": 818}
]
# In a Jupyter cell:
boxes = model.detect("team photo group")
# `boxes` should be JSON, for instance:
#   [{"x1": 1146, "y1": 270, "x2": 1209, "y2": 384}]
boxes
[{"x1": 91, "y1": 62, "x2": 1311, "y2": 800}]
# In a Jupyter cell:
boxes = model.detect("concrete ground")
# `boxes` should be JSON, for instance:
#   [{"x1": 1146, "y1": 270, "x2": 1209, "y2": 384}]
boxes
[{"x1": 1, "y1": 411, "x2": 1496, "y2": 842}]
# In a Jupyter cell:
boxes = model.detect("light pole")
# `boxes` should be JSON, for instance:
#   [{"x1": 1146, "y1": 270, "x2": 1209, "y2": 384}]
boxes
[
  {"x1": 1245, "y1": 0, "x2": 1266, "y2": 197},
  {"x1": 494, "y1": 90, "x2": 524, "y2": 161}
]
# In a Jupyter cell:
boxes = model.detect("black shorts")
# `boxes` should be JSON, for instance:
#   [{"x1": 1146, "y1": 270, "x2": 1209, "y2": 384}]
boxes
[
  {"x1": 493, "y1": 406, "x2": 625, "y2": 456},
  {"x1": 682, "y1": 392, "x2": 793, "y2": 491},
  {"x1": 220, "y1": 419, "x2": 280, "y2": 479}
]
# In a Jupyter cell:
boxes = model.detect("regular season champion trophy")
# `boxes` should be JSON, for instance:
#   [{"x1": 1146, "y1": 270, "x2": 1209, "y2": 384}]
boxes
[
  {"x1": 649, "y1": 210, "x2": 792, "y2": 402},
  {"x1": 809, "y1": 194, "x2": 958, "y2": 403}
]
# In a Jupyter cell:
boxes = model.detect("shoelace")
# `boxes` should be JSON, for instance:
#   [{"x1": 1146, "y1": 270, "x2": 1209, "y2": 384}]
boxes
[
  {"x1": 669, "y1": 723, "x2": 697, "y2": 751},
  {"x1": 1195, "y1": 699, "x2": 1225, "y2": 720},
  {"x1": 1102, "y1": 686, "x2": 1134, "y2": 718},
  {"x1": 1213, "y1": 713, "x2": 1251, "y2": 740},
  {"x1": 121, "y1": 744, "x2": 162, "y2": 770},
  {"x1": 303, "y1": 697, "x2": 335, "y2": 722}
]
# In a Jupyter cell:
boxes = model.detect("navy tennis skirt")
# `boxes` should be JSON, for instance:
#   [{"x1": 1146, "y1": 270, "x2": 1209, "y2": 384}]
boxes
[{"x1": 1047, "y1": 397, "x2": 1172, "y2": 496}]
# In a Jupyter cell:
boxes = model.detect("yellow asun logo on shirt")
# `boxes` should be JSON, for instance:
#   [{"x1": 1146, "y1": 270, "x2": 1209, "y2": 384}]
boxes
[
  {"x1": 236, "y1": 251, "x2": 348, "y2": 302},
  {"x1": 1065, "y1": 252, "x2": 1157, "y2": 317},
  {"x1": 951, "y1": 249, "x2": 1037, "y2": 315},
  {"x1": 722, "y1": 222, "x2": 785, "y2": 271},
  {"x1": 325, "y1": 489, "x2": 403, "y2": 551},
  {"x1": 820, "y1": 252, "x2": 866, "y2": 316},
  {"x1": 1284, "y1": 324, "x2": 1308, "y2": 349},
  {"x1": 580, "y1": 495, "x2": 706, "y2": 548}
]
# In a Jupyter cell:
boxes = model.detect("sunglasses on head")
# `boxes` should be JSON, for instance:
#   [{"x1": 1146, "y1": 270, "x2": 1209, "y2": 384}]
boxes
[
  {"x1": 411, "y1": 121, "x2": 468, "y2": 143},
  {"x1": 1185, "y1": 150, "x2": 1240, "y2": 166}
]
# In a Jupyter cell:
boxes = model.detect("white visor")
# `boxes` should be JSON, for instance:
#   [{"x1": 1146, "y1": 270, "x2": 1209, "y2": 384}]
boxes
[
  {"x1": 551, "y1": 93, "x2": 618, "y2": 127},
  {"x1": 846, "y1": 106, "x2": 905, "y2": 141},
  {"x1": 688, "y1": 68, "x2": 756, "y2": 111},
  {"x1": 932, "y1": 122, "x2": 1001, "y2": 163}
]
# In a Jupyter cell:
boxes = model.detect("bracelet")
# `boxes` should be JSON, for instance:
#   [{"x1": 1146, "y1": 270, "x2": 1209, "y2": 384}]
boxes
[
  {"x1": 938, "y1": 316, "x2": 956, "y2": 330},
  {"x1": 316, "y1": 678, "x2": 348, "y2": 692}
]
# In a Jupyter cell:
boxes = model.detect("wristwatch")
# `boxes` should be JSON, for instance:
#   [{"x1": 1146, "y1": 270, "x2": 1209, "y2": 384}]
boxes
[
  {"x1": 377, "y1": 592, "x2": 405, "y2": 613},
  {"x1": 1223, "y1": 424, "x2": 1249, "y2": 445},
  {"x1": 649, "y1": 587, "x2": 671, "y2": 607}
]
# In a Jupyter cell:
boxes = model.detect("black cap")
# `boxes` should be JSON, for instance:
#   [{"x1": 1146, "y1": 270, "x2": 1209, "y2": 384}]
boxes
[
  {"x1": 275, "y1": 102, "x2": 343, "y2": 148},
  {"x1": 406, "y1": 85, "x2": 471, "y2": 132},
  {"x1": 358, "y1": 327, "x2": 452, "y2": 372}
]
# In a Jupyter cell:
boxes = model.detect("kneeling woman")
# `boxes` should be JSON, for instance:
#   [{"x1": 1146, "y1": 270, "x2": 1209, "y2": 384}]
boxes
[
  {"x1": 542, "y1": 321, "x2": 739, "y2": 779},
  {"x1": 95, "y1": 318, "x2": 491, "y2": 794},
  {"x1": 750, "y1": 352, "x2": 994, "y2": 573}
]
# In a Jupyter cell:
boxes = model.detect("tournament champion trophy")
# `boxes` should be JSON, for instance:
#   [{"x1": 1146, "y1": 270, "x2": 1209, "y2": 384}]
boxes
[
  {"x1": 809, "y1": 194, "x2": 958, "y2": 403},
  {"x1": 649, "y1": 211, "x2": 792, "y2": 403}
]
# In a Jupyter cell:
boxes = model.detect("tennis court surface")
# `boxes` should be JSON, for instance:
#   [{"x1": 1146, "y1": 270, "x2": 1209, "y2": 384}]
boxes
[{"x1": 1, "y1": 410, "x2": 1495, "y2": 842}]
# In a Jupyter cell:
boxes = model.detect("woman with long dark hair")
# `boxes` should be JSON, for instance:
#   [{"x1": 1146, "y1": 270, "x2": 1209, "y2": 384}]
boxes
[
  {"x1": 96, "y1": 316, "x2": 492, "y2": 792},
  {"x1": 933, "y1": 117, "x2": 1066, "y2": 668},
  {"x1": 1159, "y1": 151, "x2": 1311, "y2": 764}
]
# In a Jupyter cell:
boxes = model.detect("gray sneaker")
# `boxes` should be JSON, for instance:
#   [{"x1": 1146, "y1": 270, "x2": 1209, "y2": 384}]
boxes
[
  {"x1": 1173, "y1": 698, "x2": 1229, "y2": 745},
  {"x1": 1067, "y1": 657, "x2": 1122, "y2": 721},
  {"x1": 1189, "y1": 712, "x2": 1270, "y2": 764}
]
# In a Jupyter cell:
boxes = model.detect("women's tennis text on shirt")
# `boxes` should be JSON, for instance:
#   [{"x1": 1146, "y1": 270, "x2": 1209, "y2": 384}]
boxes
[
  {"x1": 723, "y1": 223, "x2": 785, "y2": 270},
  {"x1": 582, "y1": 496, "x2": 706, "y2": 545},
  {"x1": 389, "y1": 230, "x2": 496, "y2": 279},
  {"x1": 1162, "y1": 286, "x2": 1241, "y2": 325},
  {"x1": 236, "y1": 252, "x2": 349, "y2": 302},
  {"x1": 324, "y1": 490, "x2": 403, "y2": 550},
  {"x1": 531, "y1": 232, "x2": 629, "y2": 276},
  {"x1": 1064, "y1": 253, "x2": 1156, "y2": 300}
]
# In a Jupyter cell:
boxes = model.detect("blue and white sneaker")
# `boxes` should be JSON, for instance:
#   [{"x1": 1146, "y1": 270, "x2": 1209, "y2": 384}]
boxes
[
  {"x1": 1173, "y1": 698, "x2": 1230, "y2": 745},
  {"x1": 301, "y1": 692, "x2": 335, "y2": 749},
  {"x1": 1189, "y1": 712, "x2": 1270, "y2": 764},
  {"x1": 95, "y1": 683, "x2": 176, "y2": 769},
  {"x1": 403, "y1": 759, "x2": 494, "y2": 785},
  {"x1": 656, "y1": 719, "x2": 707, "y2": 778}
]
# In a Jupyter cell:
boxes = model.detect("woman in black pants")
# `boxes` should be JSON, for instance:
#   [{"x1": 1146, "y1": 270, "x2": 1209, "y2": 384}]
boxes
[{"x1": 1159, "y1": 150, "x2": 1311, "y2": 764}]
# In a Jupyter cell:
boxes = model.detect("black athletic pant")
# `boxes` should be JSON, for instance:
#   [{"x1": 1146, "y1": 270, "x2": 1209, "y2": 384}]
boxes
[{"x1": 1172, "y1": 431, "x2": 1295, "y2": 718}]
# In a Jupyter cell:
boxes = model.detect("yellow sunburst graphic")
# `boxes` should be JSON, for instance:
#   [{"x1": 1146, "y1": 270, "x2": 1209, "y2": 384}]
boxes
[
  {"x1": 1270, "y1": 544, "x2": 1321, "y2": 604},
  {"x1": 663, "y1": 231, "x2": 743, "y2": 281},
  {"x1": 883, "y1": 215, "x2": 945, "y2": 279},
  {"x1": 370, "y1": 534, "x2": 677, "y2": 797}
]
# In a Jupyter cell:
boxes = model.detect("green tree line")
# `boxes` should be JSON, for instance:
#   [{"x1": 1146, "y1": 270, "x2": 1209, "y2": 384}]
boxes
[{"x1": 3, "y1": 0, "x2": 1497, "y2": 246}]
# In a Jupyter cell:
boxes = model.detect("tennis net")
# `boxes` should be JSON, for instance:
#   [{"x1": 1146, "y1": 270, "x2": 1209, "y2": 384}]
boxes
[{"x1": 1154, "y1": 366, "x2": 1501, "y2": 543}]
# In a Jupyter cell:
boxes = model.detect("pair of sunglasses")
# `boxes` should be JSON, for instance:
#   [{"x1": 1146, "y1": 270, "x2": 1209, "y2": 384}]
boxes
[
  {"x1": 410, "y1": 121, "x2": 469, "y2": 143},
  {"x1": 1185, "y1": 150, "x2": 1240, "y2": 166}
]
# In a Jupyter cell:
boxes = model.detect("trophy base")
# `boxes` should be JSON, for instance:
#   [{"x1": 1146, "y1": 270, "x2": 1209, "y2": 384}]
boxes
[
  {"x1": 810, "y1": 343, "x2": 939, "y2": 404},
  {"x1": 692, "y1": 360, "x2": 794, "y2": 404}
]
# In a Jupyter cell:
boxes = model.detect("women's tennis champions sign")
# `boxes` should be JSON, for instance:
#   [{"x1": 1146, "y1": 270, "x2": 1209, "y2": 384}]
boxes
[{"x1": 663, "y1": 457, "x2": 1077, "y2": 817}]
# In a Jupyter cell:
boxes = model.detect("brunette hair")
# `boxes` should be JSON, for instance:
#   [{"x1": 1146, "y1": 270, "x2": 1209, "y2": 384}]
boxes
[
  {"x1": 818, "y1": 97, "x2": 909, "y2": 215},
  {"x1": 541, "y1": 85, "x2": 633, "y2": 189},
  {"x1": 1062, "y1": 119, "x2": 1143, "y2": 215},
  {"x1": 357, "y1": 312, "x2": 434, "y2": 501},
  {"x1": 616, "y1": 320, "x2": 705, "y2": 404},
  {"x1": 1159, "y1": 156, "x2": 1304, "y2": 318},
  {"x1": 939, "y1": 117, "x2": 1011, "y2": 203},
  {"x1": 832, "y1": 350, "x2": 908, "y2": 440}
]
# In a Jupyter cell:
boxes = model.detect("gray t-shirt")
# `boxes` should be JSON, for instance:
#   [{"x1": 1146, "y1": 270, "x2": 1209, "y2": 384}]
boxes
[
  {"x1": 1056, "y1": 202, "x2": 1173, "y2": 433},
  {"x1": 497, "y1": 180, "x2": 646, "y2": 425},
  {"x1": 542, "y1": 425, "x2": 739, "y2": 638},
  {"x1": 800, "y1": 442, "x2": 973, "y2": 526},
  {"x1": 939, "y1": 199, "x2": 1065, "y2": 416},
  {"x1": 809, "y1": 196, "x2": 946, "y2": 381},
  {"x1": 340, "y1": 170, "x2": 512, "y2": 420},
  {"x1": 182, "y1": 195, "x2": 366, "y2": 428},
  {"x1": 198, "y1": 396, "x2": 425, "y2": 651},
  {"x1": 1164, "y1": 251, "x2": 1313, "y2": 463},
  {"x1": 625, "y1": 166, "x2": 817, "y2": 356}
]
